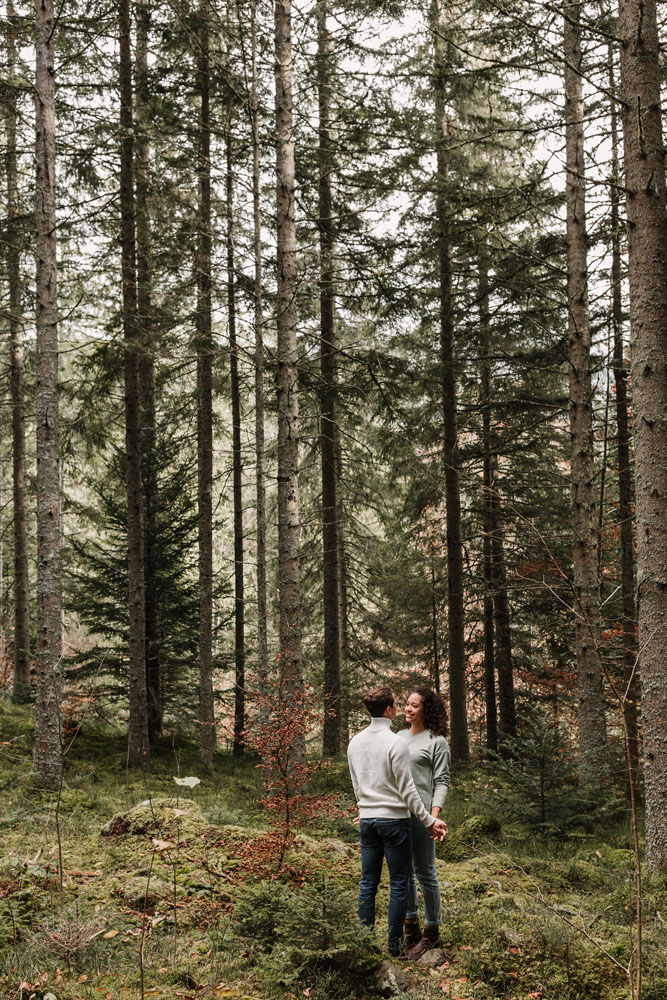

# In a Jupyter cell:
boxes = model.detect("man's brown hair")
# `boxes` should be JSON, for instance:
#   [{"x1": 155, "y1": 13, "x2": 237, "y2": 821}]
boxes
[{"x1": 364, "y1": 686, "x2": 394, "y2": 717}]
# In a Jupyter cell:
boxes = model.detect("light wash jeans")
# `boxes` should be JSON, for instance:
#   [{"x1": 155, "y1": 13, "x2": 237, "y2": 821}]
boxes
[{"x1": 406, "y1": 812, "x2": 442, "y2": 926}]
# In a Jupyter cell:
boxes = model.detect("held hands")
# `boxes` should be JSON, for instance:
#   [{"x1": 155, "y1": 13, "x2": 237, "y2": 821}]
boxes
[
  {"x1": 429, "y1": 817, "x2": 448, "y2": 841},
  {"x1": 351, "y1": 811, "x2": 446, "y2": 839}
]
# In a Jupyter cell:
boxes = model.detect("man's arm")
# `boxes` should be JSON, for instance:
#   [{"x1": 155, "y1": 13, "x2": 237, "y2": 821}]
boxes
[{"x1": 346, "y1": 745, "x2": 360, "y2": 804}]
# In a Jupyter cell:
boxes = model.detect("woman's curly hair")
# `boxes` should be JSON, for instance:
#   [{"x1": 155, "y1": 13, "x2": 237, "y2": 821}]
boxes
[{"x1": 414, "y1": 687, "x2": 448, "y2": 738}]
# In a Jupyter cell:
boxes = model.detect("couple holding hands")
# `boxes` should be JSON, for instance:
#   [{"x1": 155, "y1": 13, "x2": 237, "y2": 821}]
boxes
[{"x1": 347, "y1": 685, "x2": 451, "y2": 959}]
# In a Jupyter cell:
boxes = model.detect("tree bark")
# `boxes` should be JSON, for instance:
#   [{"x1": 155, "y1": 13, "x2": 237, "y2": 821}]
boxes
[
  {"x1": 482, "y1": 459, "x2": 497, "y2": 754},
  {"x1": 197, "y1": 0, "x2": 216, "y2": 767},
  {"x1": 0, "y1": 450, "x2": 4, "y2": 671},
  {"x1": 489, "y1": 467, "x2": 516, "y2": 740},
  {"x1": 317, "y1": 0, "x2": 341, "y2": 758},
  {"x1": 134, "y1": 1, "x2": 161, "y2": 742},
  {"x1": 249, "y1": 0, "x2": 269, "y2": 729},
  {"x1": 432, "y1": 0, "x2": 468, "y2": 762},
  {"x1": 33, "y1": 0, "x2": 63, "y2": 788},
  {"x1": 479, "y1": 246, "x2": 497, "y2": 754},
  {"x1": 6, "y1": 0, "x2": 31, "y2": 703},
  {"x1": 335, "y1": 432, "x2": 351, "y2": 744},
  {"x1": 431, "y1": 560, "x2": 441, "y2": 694},
  {"x1": 608, "y1": 42, "x2": 640, "y2": 799},
  {"x1": 227, "y1": 123, "x2": 246, "y2": 758},
  {"x1": 120, "y1": 0, "x2": 149, "y2": 767},
  {"x1": 563, "y1": 2, "x2": 609, "y2": 785},
  {"x1": 618, "y1": 0, "x2": 667, "y2": 867},
  {"x1": 274, "y1": 0, "x2": 304, "y2": 714}
]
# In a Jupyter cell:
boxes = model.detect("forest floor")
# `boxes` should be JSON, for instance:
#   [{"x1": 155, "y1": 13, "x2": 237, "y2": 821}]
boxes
[{"x1": 1, "y1": 699, "x2": 666, "y2": 1000}]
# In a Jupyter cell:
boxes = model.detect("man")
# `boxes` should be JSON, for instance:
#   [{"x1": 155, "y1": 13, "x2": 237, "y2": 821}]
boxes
[{"x1": 347, "y1": 686, "x2": 448, "y2": 956}]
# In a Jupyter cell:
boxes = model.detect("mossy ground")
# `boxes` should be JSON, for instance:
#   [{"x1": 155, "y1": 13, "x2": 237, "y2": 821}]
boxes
[{"x1": 1, "y1": 699, "x2": 665, "y2": 1000}]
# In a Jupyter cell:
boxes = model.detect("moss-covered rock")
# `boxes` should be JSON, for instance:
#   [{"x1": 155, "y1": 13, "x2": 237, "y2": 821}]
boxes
[
  {"x1": 117, "y1": 875, "x2": 174, "y2": 910},
  {"x1": 101, "y1": 797, "x2": 202, "y2": 837},
  {"x1": 439, "y1": 815, "x2": 501, "y2": 861}
]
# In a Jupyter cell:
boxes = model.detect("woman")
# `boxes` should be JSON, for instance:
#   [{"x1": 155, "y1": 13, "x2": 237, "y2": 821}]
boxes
[{"x1": 400, "y1": 687, "x2": 450, "y2": 957}]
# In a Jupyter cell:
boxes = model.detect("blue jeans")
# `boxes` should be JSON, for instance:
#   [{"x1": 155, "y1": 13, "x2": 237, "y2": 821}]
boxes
[
  {"x1": 406, "y1": 812, "x2": 442, "y2": 926},
  {"x1": 358, "y1": 818, "x2": 412, "y2": 955}
]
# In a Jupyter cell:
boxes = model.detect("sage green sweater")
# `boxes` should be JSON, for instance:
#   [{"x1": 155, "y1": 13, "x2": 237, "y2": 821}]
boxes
[{"x1": 399, "y1": 729, "x2": 450, "y2": 812}]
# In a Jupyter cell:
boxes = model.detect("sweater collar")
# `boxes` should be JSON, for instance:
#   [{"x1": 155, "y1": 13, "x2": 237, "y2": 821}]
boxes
[{"x1": 368, "y1": 717, "x2": 392, "y2": 729}]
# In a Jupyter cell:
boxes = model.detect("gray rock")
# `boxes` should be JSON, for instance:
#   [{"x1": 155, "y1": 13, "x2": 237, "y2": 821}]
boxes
[
  {"x1": 322, "y1": 838, "x2": 351, "y2": 857},
  {"x1": 417, "y1": 947, "x2": 447, "y2": 968},
  {"x1": 374, "y1": 960, "x2": 410, "y2": 997}
]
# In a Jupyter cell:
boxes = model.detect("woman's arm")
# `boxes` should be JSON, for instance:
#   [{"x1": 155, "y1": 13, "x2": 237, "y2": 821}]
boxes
[{"x1": 431, "y1": 736, "x2": 451, "y2": 812}]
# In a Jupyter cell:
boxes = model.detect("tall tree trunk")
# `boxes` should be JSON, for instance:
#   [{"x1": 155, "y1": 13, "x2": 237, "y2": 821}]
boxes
[
  {"x1": 249, "y1": 0, "x2": 269, "y2": 729},
  {"x1": 0, "y1": 451, "x2": 4, "y2": 672},
  {"x1": 432, "y1": 0, "x2": 468, "y2": 762},
  {"x1": 227, "y1": 123, "x2": 246, "y2": 758},
  {"x1": 197, "y1": 0, "x2": 216, "y2": 767},
  {"x1": 608, "y1": 41, "x2": 640, "y2": 800},
  {"x1": 482, "y1": 461, "x2": 497, "y2": 754},
  {"x1": 431, "y1": 560, "x2": 441, "y2": 694},
  {"x1": 597, "y1": 351, "x2": 611, "y2": 580},
  {"x1": 135, "y1": 1, "x2": 161, "y2": 742},
  {"x1": 618, "y1": 0, "x2": 667, "y2": 868},
  {"x1": 33, "y1": 0, "x2": 62, "y2": 788},
  {"x1": 335, "y1": 433, "x2": 351, "y2": 744},
  {"x1": 120, "y1": 0, "x2": 149, "y2": 767},
  {"x1": 274, "y1": 0, "x2": 304, "y2": 717},
  {"x1": 563, "y1": 2, "x2": 609, "y2": 785},
  {"x1": 6, "y1": 0, "x2": 30, "y2": 703},
  {"x1": 479, "y1": 246, "x2": 497, "y2": 754},
  {"x1": 317, "y1": 0, "x2": 341, "y2": 758},
  {"x1": 489, "y1": 467, "x2": 516, "y2": 740}
]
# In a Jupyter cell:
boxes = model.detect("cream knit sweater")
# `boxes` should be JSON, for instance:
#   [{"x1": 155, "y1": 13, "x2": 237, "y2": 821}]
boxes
[{"x1": 347, "y1": 717, "x2": 435, "y2": 827}]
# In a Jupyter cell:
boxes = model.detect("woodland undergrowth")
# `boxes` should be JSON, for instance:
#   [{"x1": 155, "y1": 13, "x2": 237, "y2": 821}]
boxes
[{"x1": 1, "y1": 699, "x2": 666, "y2": 1000}]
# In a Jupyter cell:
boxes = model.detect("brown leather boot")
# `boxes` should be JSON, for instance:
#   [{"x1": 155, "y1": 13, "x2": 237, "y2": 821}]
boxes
[
  {"x1": 403, "y1": 916, "x2": 422, "y2": 950},
  {"x1": 407, "y1": 923, "x2": 442, "y2": 959}
]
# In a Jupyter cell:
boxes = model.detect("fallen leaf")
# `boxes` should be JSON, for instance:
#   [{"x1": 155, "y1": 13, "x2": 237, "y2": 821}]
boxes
[
  {"x1": 78, "y1": 973, "x2": 89, "y2": 982},
  {"x1": 152, "y1": 839, "x2": 175, "y2": 852},
  {"x1": 103, "y1": 930, "x2": 119, "y2": 939}
]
